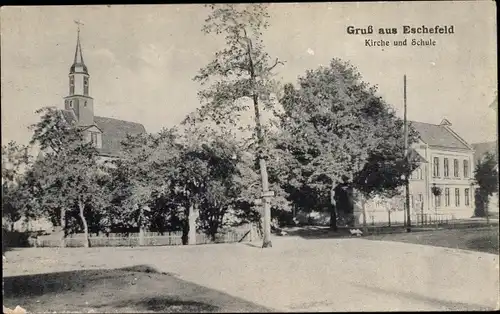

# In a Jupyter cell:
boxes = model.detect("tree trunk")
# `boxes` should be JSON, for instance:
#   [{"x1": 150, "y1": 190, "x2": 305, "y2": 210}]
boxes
[
  {"x1": 138, "y1": 205, "x2": 145, "y2": 246},
  {"x1": 249, "y1": 222, "x2": 254, "y2": 242},
  {"x1": 188, "y1": 204, "x2": 198, "y2": 245},
  {"x1": 361, "y1": 197, "x2": 368, "y2": 234},
  {"x1": 250, "y1": 51, "x2": 272, "y2": 248},
  {"x1": 330, "y1": 205, "x2": 338, "y2": 232},
  {"x1": 259, "y1": 159, "x2": 272, "y2": 248},
  {"x1": 403, "y1": 202, "x2": 407, "y2": 228},
  {"x1": 78, "y1": 201, "x2": 90, "y2": 248},
  {"x1": 388, "y1": 210, "x2": 391, "y2": 227},
  {"x1": 474, "y1": 189, "x2": 486, "y2": 217},
  {"x1": 139, "y1": 226, "x2": 145, "y2": 246},
  {"x1": 208, "y1": 215, "x2": 217, "y2": 242},
  {"x1": 181, "y1": 218, "x2": 189, "y2": 245},
  {"x1": 60, "y1": 207, "x2": 66, "y2": 248},
  {"x1": 485, "y1": 199, "x2": 490, "y2": 224},
  {"x1": 330, "y1": 186, "x2": 337, "y2": 231}
]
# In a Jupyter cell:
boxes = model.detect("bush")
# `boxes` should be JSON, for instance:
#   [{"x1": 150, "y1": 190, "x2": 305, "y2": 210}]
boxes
[
  {"x1": 2, "y1": 229, "x2": 34, "y2": 249},
  {"x1": 271, "y1": 208, "x2": 296, "y2": 227}
]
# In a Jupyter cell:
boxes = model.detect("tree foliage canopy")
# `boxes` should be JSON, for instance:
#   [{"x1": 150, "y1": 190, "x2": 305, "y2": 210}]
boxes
[
  {"x1": 2, "y1": 141, "x2": 33, "y2": 227},
  {"x1": 275, "y1": 59, "x2": 420, "y2": 213},
  {"x1": 5, "y1": 6, "x2": 428, "y2": 240},
  {"x1": 25, "y1": 107, "x2": 110, "y2": 237},
  {"x1": 475, "y1": 152, "x2": 499, "y2": 197}
]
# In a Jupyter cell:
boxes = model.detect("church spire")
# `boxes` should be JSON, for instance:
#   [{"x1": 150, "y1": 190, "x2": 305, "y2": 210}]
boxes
[
  {"x1": 70, "y1": 20, "x2": 88, "y2": 75},
  {"x1": 65, "y1": 19, "x2": 93, "y2": 125}
]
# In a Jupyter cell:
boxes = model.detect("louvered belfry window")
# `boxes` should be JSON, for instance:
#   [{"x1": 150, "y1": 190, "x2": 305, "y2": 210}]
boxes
[
  {"x1": 84, "y1": 77, "x2": 89, "y2": 95},
  {"x1": 69, "y1": 76, "x2": 75, "y2": 95}
]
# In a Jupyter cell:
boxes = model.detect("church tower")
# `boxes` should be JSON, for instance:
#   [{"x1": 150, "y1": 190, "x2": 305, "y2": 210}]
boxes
[{"x1": 64, "y1": 23, "x2": 94, "y2": 126}]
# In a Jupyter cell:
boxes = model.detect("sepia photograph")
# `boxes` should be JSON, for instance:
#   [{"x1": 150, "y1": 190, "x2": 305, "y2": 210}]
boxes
[{"x1": 1, "y1": 2, "x2": 498, "y2": 313}]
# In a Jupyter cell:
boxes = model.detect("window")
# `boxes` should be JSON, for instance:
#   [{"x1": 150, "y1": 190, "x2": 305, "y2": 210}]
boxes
[
  {"x1": 443, "y1": 158, "x2": 449, "y2": 177},
  {"x1": 435, "y1": 194, "x2": 441, "y2": 208},
  {"x1": 411, "y1": 168, "x2": 422, "y2": 180},
  {"x1": 84, "y1": 101, "x2": 88, "y2": 107},
  {"x1": 463, "y1": 160, "x2": 469, "y2": 178},
  {"x1": 455, "y1": 188, "x2": 460, "y2": 207},
  {"x1": 453, "y1": 159, "x2": 459, "y2": 177},
  {"x1": 418, "y1": 194, "x2": 423, "y2": 210},
  {"x1": 410, "y1": 194, "x2": 414, "y2": 209},
  {"x1": 444, "y1": 188, "x2": 450, "y2": 206},
  {"x1": 69, "y1": 76, "x2": 75, "y2": 95},
  {"x1": 84, "y1": 77, "x2": 89, "y2": 95},
  {"x1": 465, "y1": 188, "x2": 470, "y2": 206},
  {"x1": 69, "y1": 100, "x2": 73, "y2": 108},
  {"x1": 433, "y1": 157, "x2": 440, "y2": 177},
  {"x1": 91, "y1": 132, "x2": 98, "y2": 147}
]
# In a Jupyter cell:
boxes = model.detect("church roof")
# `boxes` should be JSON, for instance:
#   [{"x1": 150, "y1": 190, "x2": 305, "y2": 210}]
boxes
[
  {"x1": 70, "y1": 26, "x2": 88, "y2": 74},
  {"x1": 410, "y1": 120, "x2": 471, "y2": 150},
  {"x1": 408, "y1": 147, "x2": 428, "y2": 163},
  {"x1": 61, "y1": 109, "x2": 77, "y2": 124},
  {"x1": 60, "y1": 110, "x2": 146, "y2": 158},
  {"x1": 94, "y1": 116, "x2": 147, "y2": 157}
]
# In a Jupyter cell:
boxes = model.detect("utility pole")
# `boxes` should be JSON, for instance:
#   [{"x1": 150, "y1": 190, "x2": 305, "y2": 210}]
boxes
[{"x1": 404, "y1": 75, "x2": 411, "y2": 232}]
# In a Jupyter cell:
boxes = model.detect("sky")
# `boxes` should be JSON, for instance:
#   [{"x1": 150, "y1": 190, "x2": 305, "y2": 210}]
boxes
[{"x1": 1, "y1": 2, "x2": 497, "y2": 153}]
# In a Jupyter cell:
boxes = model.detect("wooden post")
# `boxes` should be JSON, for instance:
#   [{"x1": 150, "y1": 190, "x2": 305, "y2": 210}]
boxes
[
  {"x1": 485, "y1": 199, "x2": 490, "y2": 225},
  {"x1": 420, "y1": 202, "x2": 424, "y2": 226},
  {"x1": 249, "y1": 223, "x2": 254, "y2": 242},
  {"x1": 404, "y1": 74, "x2": 411, "y2": 232},
  {"x1": 60, "y1": 208, "x2": 66, "y2": 248}
]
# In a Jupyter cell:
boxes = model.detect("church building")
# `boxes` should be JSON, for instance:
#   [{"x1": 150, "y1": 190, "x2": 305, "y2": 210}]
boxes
[
  {"x1": 60, "y1": 26, "x2": 146, "y2": 160},
  {"x1": 10, "y1": 27, "x2": 147, "y2": 233}
]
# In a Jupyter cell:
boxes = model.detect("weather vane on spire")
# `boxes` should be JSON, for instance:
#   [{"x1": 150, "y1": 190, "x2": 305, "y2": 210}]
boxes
[{"x1": 74, "y1": 20, "x2": 84, "y2": 34}]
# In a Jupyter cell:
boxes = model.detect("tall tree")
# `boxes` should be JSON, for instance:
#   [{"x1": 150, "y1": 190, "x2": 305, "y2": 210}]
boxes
[
  {"x1": 1, "y1": 141, "x2": 32, "y2": 231},
  {"x1": 109, "y1": 130, "x2": 179, "y2": 243},
  {"x1": 474, "y1": 152, "x2": 498, "y2": 221},
  {"x1": 277, "y1": 59, "x2": 418, "y2": 230},
  {"x1": 193, "y1": 4, "x2": 284, "y2": 248},
  {"x1": 29, "y1": 107, "x2": 109, "y2": 247},
  {"x1": 113, "y1": 125, "x2": 245, "y2": 245},
  {"x1": 174, "y1": 129, "x2": 243, "y2": 244}
]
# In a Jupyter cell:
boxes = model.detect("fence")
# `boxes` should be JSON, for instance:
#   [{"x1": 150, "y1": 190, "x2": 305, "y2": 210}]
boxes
[
  {"x1": 299, "y1": 210, "x2": 477, "y2": 230},
  {"x1": 414, "y1": 213, "x2": 454, "y2": 226},
  {"x1": 34, "y1": 227, "x2": 255, "y2": 248},
  {"x1": 363, "y1": 213, "x2": 455, "y2": 228}
]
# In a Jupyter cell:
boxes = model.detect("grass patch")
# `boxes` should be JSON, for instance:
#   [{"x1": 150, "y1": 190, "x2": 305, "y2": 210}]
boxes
[
  {"x1": 3, "y1": 264, "x2": 271, "y2": 313},
  {"x1": 365, "y1": 226, "x2": 499, "y2": 254}
]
